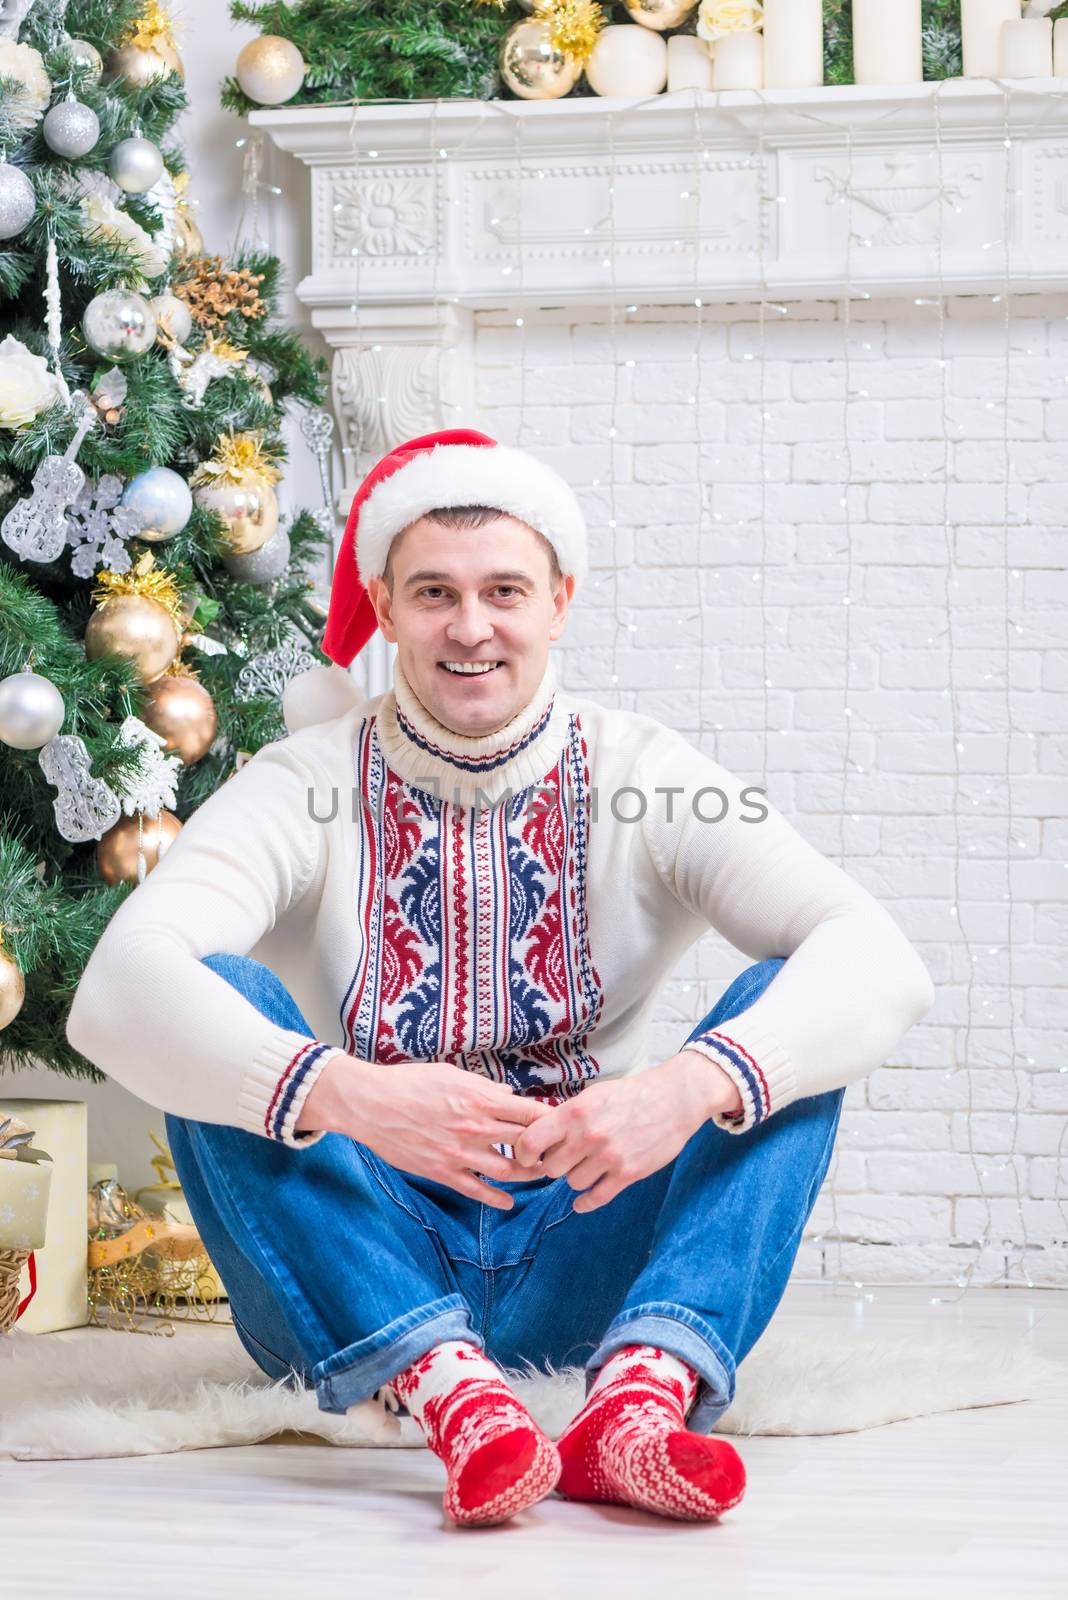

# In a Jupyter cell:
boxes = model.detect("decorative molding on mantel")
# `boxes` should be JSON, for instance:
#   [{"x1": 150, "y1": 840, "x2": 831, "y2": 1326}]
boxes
[{"x1": 251, "y1": 81, "x2": 1068, "y2": 486}]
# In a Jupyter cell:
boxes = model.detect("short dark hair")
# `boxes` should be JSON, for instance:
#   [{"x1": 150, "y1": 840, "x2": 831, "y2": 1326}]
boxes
[{"x1": 380, "y1": 504, "x2": 563, "y2": 595}]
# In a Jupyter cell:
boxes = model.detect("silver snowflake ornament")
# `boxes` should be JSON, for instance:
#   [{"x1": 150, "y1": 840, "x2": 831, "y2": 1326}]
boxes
[
  {"x1": 64, "y1": 473, "x2": 142, "y2": 578},
  {"x1": 235, "y1": 637, "x2": 316, "y2": 704}
]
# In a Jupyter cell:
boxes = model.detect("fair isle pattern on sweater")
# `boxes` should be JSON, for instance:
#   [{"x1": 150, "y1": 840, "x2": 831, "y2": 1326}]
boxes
[{"x1": 340, "y1": 709, "x2": 606, "y2": 1099}]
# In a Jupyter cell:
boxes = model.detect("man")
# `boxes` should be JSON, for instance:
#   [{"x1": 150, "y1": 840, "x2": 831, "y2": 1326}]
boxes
[{"x1": 66, "y1": 428, "x2": 935, "y2": 1530}]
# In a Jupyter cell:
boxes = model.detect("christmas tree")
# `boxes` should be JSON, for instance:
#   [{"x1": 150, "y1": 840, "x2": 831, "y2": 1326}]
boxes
[{"x1": 0, "y1": 0, "x2": 335, "y2": 1083}]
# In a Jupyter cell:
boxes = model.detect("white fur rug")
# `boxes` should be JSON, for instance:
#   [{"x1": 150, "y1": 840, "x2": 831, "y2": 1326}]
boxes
[{"x1": 1, "y1": 1315, "x2": 1060, "y2": 1462}]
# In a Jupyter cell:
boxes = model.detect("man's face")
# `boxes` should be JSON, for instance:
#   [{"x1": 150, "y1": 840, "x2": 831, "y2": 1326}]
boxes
[{"x1": 368, "y1": 513, "x2": 574, "y2": 737}]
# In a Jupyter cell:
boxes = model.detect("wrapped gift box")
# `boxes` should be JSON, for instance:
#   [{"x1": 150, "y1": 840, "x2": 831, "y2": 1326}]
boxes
[{"x1": 0, "y1": 1100, "x2": 87, "y2": 1332}]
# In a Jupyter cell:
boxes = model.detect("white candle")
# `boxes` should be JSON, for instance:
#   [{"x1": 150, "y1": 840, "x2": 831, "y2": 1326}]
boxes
[
  {"x1": 762, "y1": 0, "x2": 823, "y2": 88},
  {"x1": 1056, "y1": 18, "x2": 1068, "y2": 75},
  {"x1": 711, "y1": 30, "x2": 762, "y2": 90},
  {"x1": 1000, "y1": 16, "x2": 1054, "y2": 74},
  {"x1": 852, "y1": 0, "x2": 923, "y2": 84},
  {"x1": 667, "y1": 33, "x2": 713, "y2": 92},
  {"x1": 961, "y1": 0, "x2": 1022, "y2": 78}
]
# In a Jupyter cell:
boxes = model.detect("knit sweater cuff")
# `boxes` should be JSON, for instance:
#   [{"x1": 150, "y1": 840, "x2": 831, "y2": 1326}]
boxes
[
  {"x1": 236, "y1": 1031, "x2": 344, "y2": 1147},
  {"x1": 681, "y1": 1020, "x2": 798, "y2": 1135}
]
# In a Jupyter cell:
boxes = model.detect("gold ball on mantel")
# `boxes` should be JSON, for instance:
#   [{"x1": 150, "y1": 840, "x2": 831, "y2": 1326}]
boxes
[
  {"x1": 621, "y1": 0, "x2": 697, "y2": 30},
  {"x1": 96, "y1": 809, "x2": 183, "y2": 886},
  {"x1": 139, "y1": 675, "x2": 217, "y2": 766},
  {"x1": 0, "y1": 945, "x2": 25, "y2": 1031},
  {"x1": 194, "y1": 476, "x2": 279, "y2": 556},
  {"x1": 499, "y1": 19, "x2": 584, "y2": 99},
  {"x1": 84, "y1": 595, "x2": 180, "y2": 684}
]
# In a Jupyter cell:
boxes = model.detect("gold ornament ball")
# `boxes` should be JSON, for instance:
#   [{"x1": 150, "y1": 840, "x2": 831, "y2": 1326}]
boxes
[
  {"x1": 174, "y1": 207, "x2": 204, "y2": 261},
  {"x1": 105, "y1": 41, "x2": 183, "y2": 87},
  {"x1": 140, "y1": 675, "x2": 218, "y2": 766},
  {"x1": 622, "y1": 0, "x2": 696, "y2": 29},
  {"x1": 235, "y1": 35, "x2": 307, "y2": 105},
  {"x1": 194, "y1": 475, "x2": 279, "y2": 556},
  {"x1": 0, "y1": 946, "x2": 25, "y2": 1031},
  {"x1": 500, "y1": 19, "x2": 583, "y2": 99},
  {"x1": 96, "y1": 809, "x2": 183, "y2": 887},
  {"x1": 85, "y1": 595, "x2": 180, "y2": 684}
]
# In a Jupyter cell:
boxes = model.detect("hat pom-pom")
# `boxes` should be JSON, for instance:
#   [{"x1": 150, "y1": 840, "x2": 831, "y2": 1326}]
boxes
[{"x1": 283, "y1": 662, "x2": 366, "y2": 734}]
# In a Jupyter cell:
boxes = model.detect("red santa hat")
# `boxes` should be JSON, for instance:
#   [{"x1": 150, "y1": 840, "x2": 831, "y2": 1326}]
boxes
[{"x1": 320, "y1": 427, "x2": 588, "y2": 669}]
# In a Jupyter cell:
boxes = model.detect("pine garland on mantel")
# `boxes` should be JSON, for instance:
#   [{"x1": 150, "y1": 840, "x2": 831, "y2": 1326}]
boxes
[{"x1": 221, "y1": 0, "x2": 968, "y2": 113}]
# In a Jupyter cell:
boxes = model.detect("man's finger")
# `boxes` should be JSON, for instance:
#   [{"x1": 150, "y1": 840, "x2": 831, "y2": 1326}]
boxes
[
  {"x1": 461, "y1": 1147, "x2": 544, "y2": 1183},
  {"x1": 562, "y1": 1153, "x2": 608, "y2": 1193},
  {"x1": 512, "y1": 1105, "x2": 573, "y2": 1165},
  {"x1": 485, "y1": 1093, "x2": 553, "y2": 1126},
  {"x1": 451, "y1": 1171, "x2": 514, "y2": 1209},
  {"x1": 572, "y1": 1176, "x2": 622, "y2": 1213}
]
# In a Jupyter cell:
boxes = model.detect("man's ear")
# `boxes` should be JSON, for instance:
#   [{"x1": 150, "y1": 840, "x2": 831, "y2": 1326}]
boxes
[{"x1": 368, "y1": 574, "x2": 396, "y2": 643}]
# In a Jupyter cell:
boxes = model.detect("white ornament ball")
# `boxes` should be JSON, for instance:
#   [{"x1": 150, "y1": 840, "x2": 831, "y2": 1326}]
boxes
[
  {"x1": 0, "y1": 670, "x2": 66, "y2": 750},
  {"x1": 108, "y1": 135, "x2": 164, "y2": 195},
  {"x1": 67, "y1": 38, "x2": 104, "y2": 83},
  {"x1": 120, "y1": 466, "x2": 193, "y2": 541},
  {"x1": 585, "y1": 23, "x2": 668, "y2": 96},
  {"x1": 42, "y1": 98, "x2": 101, "y2": 159},
  {"x1": 82, "y1": 288, "x2": 157, "y2": 362},
  {"x1": 235, "y1": 35, "x2": 306, "y2": 104},
  {"x1": 149, "y1": 292, "x2": 192, "y2": 345},
  {"x1": 0, "y1": 162, "x2": 36, "y2": 241}
]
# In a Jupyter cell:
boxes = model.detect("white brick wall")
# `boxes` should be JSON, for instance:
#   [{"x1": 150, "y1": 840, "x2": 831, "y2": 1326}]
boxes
[{"x1": 475, "y1": 293, "x2": 1068, "y2": 1289}]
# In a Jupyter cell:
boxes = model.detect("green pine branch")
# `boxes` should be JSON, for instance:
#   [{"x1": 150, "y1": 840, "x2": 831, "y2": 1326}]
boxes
[{"x1": 0, "y1": 2, "x2": 341, "y2": 1085}]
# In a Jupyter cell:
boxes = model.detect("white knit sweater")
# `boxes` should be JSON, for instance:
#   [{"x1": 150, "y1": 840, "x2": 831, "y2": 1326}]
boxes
[{"x1": 66, "y1": 653, "x2": 935, "y2": 1149}]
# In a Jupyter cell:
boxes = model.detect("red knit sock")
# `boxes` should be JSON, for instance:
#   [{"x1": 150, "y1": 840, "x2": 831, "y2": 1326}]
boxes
[
  {"x1": 555, "y1": 1343, "x2": 746, "y2": 1521},
  {"x1": 391, "y1": 1340, "x2": 560, "y2": 1527}
]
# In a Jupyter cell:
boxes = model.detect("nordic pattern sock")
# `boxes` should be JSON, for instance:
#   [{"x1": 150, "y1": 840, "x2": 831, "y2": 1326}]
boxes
[
  {"x1": 392, "y1": 1340, "x2": 561, "y2": 1527},
  {"x1": 555, "y1": 1343, "x2": 747, "y2": 1521}
]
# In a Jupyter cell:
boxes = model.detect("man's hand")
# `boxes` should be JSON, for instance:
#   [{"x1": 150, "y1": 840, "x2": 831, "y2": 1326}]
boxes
[
  {"x1": 510, "y1": 1051, "x2": 743, "y2": 1213},
  {"x1": 297, "y1": 1053, "x2": 552, "y2": 1210}
]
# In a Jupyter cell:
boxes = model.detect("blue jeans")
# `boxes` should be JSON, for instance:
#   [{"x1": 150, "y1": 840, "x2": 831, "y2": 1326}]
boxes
[{"x1": 164, "y1": 954, "x2": 843, "y2": 1435}]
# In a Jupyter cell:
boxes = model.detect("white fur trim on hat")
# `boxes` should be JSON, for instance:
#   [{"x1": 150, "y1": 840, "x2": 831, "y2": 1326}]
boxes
[{"x1": 356, "y1": 442, "x2": 587, "y2": 588}]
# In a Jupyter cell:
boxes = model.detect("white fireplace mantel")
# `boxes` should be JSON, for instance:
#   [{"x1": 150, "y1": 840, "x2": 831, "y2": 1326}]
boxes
[{"x1": 251, "y1": 80, "x2": 1068, "y2": 492}]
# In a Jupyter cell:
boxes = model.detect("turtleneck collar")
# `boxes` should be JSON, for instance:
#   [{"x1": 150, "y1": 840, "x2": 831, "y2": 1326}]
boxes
[{"x1": 374, "y1": 652, "x2": 572, "y2": 809}]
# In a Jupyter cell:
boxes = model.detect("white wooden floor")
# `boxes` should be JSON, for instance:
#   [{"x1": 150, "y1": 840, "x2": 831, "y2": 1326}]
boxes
[{"x1": 3, "y1": 1281, "x2": 1066, "y2": 1600}]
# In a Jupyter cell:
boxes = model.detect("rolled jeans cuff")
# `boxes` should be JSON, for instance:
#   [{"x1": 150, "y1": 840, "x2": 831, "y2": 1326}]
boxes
[
  {"x1": 312, "y1": 1292, "x2": 481, "y2": 1416},
  {"x1": 584, "y1": 1302, "x2": 737, "y2": 1435}
]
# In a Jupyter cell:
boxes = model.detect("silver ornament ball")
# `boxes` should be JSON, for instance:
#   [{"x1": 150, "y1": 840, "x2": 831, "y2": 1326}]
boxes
[
  {"x1": 222, "y1": 524, "x2": 291, "y2": 585},
  {"x1": 0, "y1": 163, "x2": 36, "y2": 242},
  {"x1": 0, "y1": 670, "x2": 66, "y2": 751},
  {"x1": 149, "y1": 291, "x2": 192, "y2": 345},
  {"x1": 120, "y1": 466, "x2": 193, "y2": 541},
  {"x1": 108, "y1": 135, "x2": 164, "y2": 195},
  {"x1": 82, "y1": 288, "x2": 157, "y2": 362},
  {"x1": 67, "y1": 38, "x2": 104, "y2": 83},
  {"x1": 43, "y1": 98, "x2": 101, "y2": 160}
]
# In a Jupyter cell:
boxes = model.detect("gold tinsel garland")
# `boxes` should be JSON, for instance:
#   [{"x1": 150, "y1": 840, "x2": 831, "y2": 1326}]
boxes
[
  {"x1": 191, "y1": 429, "x2": 282, "y2": 488},
  {"x1": 120, "y1": 1, "x2": 180, "y2": 52},
  {"x1": 90, "y1": 549, "x2": 187, "y2": 634},
  {"x1": 174, "y1": 254, "x2": 267, "y2": 331},
  {"x1": 533, "y1": 0, "x2": 606, "y2": 65}
]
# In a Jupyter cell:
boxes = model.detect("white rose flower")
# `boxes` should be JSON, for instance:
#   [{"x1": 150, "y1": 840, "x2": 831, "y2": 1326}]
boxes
[
  {"x1": 80, "y1": 193, "x2": 169, "y2": 281},
  {"x1": 696, "y1": 0, "x2": 764, "y2": 44},
  {"x1": 0, "y1": 334, "x2": 62, "y2": 429},
  {"x1": 0, "y1": 41, "x2": 52, "y2": 133}
]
